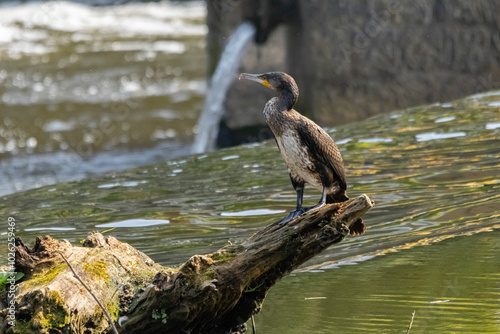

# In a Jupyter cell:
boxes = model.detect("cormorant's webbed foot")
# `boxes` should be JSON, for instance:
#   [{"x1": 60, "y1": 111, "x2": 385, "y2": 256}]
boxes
[
  {"x1": 280, "y1": 186, "x2": 306, "y2": 225},
  {"x1": 278, "y1": 202, "x2": 327, "y2": 225},
  {"x1": 301, "y1": 202, "x2": 326, "y2": 213},
  {"x1": 279, "y1": 208, "x2": 305, "y2": 225},
  {"x1": 279, "y1": 186, "x2": 328, "y2": 225}
]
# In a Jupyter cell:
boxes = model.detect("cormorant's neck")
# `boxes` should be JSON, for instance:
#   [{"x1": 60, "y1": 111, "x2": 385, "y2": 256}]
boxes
[{"x1": 277, "y1": 89, "x2": 298, "y2": 111}]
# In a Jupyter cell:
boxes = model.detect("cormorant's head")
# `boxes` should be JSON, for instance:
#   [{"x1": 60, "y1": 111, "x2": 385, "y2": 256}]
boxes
[{"x1": 239, "y1": 72, "x2": 298, "y2": 95}]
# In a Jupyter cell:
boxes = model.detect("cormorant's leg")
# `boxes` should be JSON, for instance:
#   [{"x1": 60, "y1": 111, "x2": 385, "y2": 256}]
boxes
[
  {"x1": 302, "y1": 186, "x2": 327, "y2": 212},
  {"x1": 279, "y1": 186, "x2": 328, "y2": 225},
  {"x1": 318, "y1": 185, "x2": 327, "y2": 207},
  {"x1": 295, "y1": 186, "x2": 304, "y2": 210},
  {"x1": 279, "y1": 185, "x2": 305, "y2": 225}
]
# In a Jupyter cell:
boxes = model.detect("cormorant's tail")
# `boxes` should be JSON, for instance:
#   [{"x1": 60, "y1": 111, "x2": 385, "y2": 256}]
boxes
[
  {"x1": 326, "y1": 191, "x2": 366, "y2": 236},
  {"x1": 326, "y1": 191, "x2": 349, "y2": 204}
]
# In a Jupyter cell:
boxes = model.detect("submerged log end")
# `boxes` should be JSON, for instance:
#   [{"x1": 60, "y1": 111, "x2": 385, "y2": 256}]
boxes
[{"x1": 343, "y1": 194, "x2": 373, "y2": 236}]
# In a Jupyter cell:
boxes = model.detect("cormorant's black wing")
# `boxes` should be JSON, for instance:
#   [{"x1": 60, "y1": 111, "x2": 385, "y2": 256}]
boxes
[{"x1": 296, "y1": 116, "x2": 347, "y2": 190}]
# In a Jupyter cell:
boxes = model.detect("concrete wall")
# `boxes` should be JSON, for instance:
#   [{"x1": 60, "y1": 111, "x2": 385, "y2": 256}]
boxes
[{"x1": 207, "y1": 0, "x2": 500, "y2": 147}]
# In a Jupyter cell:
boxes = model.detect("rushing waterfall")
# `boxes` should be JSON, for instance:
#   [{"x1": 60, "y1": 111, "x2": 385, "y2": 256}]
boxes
[{"x1": 192, "y1": 21, "x2": 256, "y2": 154}]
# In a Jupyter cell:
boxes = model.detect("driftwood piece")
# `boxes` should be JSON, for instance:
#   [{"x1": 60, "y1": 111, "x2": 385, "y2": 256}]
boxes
[{"x1": 1, "y1": 194, "x2": 373, "y2": 334}]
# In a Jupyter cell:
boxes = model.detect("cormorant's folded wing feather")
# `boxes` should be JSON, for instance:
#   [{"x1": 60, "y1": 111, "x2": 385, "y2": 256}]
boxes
[{"x1": 296, "y1": 117, "x2": 347, "y2": 190}]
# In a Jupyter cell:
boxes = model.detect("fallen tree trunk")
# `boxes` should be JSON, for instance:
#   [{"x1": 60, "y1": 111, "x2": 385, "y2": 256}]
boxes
[{"x1": 1, "y1": 194, "x2": 373, "y2": 334}]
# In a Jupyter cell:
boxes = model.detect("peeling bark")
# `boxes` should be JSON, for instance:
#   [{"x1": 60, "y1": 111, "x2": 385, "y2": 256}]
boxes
[{"x1": 0, "y1": 194, "x2": 373, "y2": 334}]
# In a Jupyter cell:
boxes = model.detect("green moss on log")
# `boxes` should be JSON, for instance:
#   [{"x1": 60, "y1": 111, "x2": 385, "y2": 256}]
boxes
[
  {"x1": 83, "y1": 260, "x2": 109, "y2": 282},
  {"x1": 12, "y1": 290, "x2": 68, "y2": 333},
  {"x1": 24, "y1": 263, "x2": 66, "y2": 290}
]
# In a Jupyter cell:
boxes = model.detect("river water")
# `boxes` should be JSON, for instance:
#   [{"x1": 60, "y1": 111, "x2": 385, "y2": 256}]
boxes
[
  {"x1": 3, "y1": 92, "x2": 500, "y2": 332},
  {"x1": 1, "y1": 1, "x2": 500, "y2": 333},
  {"x1": 0, "y1": 0, "x2": 207, "y2": 196}
]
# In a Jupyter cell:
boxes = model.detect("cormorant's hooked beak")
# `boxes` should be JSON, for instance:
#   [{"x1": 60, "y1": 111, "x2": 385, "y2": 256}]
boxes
[{"x1": 239, "y1": 73, "x2": 270, "y2": 88}]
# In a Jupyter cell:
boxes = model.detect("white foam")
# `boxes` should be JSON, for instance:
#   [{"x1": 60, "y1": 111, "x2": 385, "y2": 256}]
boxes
[{"x1": 0, "y1": 1, "x2": 207, "y2": 44}]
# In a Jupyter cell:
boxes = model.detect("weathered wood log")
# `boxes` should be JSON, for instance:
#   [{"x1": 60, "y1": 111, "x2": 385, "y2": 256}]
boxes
[{"x1": 1, "y1": 194, "x2": 373, "y2": 334}]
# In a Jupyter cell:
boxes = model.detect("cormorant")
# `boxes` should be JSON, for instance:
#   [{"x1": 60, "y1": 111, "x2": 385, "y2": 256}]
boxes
[{"x1": 239, "y1": 72, "x2": 365, "y2": 235}]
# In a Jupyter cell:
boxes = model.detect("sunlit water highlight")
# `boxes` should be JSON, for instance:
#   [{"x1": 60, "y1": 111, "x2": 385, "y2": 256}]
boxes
[
  {"x1": 220, "y1": 209, "x2": 286, "y2": 217},
  {"x1": 96, "y1": 218, "x2": 170, "y2": 228}
]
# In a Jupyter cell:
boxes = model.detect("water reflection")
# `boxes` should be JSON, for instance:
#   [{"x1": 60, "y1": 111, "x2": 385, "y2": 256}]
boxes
[
  {"x1": 486, "y1": 122, "x2": 500, "y2": 130},
  {"x1": 220, "y1": 209, "x2": 286, "y2": 217},
  {"x1": 23, "y1": 227, "x2": 76, "y2": 232},
  {"x1": 96, "y1": 218, "x2": 169, "y2": 228},
  {"x1": 416, "y1": 131, "x2": 466, "y2": 141},
  {"x1": 97, "y1": 180, "x2": 148, "y2": 188},
  {"x1": 358, "y1": 138, "x2": 393, "y2": 143},
  {"x1": 434, "y1": 116, "x2": 455, "y2": 123}
]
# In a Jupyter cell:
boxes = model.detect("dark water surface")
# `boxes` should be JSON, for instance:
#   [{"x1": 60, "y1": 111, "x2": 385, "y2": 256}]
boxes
[{"x1": 2, "y1": 91, "x2": 500, "y2": 332}]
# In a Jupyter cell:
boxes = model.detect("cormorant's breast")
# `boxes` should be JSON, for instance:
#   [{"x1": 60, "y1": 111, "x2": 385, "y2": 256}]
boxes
[{"x1": 275, "y1": 128, "x2": 323, "y2": 189}]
